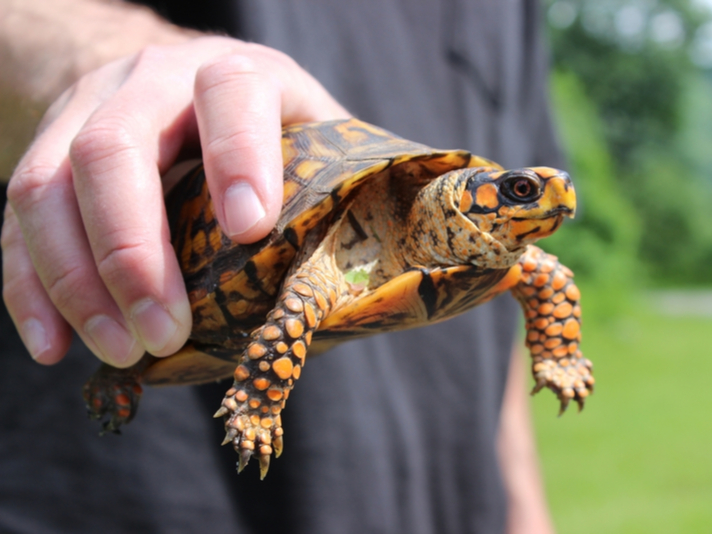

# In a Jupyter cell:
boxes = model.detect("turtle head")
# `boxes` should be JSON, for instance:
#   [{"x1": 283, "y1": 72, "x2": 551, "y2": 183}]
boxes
[
  {"x1": 403, "y1": 165, "x2": 575, "y2": 270},
  {"x1": 456, "y1": 166, "x2": 576, "y2": 252}
]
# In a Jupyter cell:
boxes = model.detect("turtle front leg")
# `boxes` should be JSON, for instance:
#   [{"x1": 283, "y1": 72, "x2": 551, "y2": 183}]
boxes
[
  {"x1": 215, "y1": 267, "x2": 337, "y2": 479},
  {"x1": 511, "y1": 246, "x2": 594, "y2": 414}
]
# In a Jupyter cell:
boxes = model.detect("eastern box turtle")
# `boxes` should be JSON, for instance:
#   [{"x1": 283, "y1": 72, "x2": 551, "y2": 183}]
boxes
[{"x1": 84, "y1": 119, "x2": 594, "y2": 478}]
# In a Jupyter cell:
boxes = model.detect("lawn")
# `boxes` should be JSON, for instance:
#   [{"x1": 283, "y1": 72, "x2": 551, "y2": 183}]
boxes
[{"x1": 532, "y1": 290, "x2": 712, "y2": 533}]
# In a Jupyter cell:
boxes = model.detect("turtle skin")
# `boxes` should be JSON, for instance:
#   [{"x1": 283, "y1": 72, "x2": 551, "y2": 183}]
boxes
[{"x1": 84, "y1": 118, "x2": 594, "y2": 478}]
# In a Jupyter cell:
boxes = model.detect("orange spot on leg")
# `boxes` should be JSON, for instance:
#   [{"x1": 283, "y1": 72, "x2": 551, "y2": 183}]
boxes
[
  {"x1": 562, "y1": 318, "x2": 580, "y2": 339},
  {"x1": 272, "y1": 357, "x2": 294, "y2": 380}
]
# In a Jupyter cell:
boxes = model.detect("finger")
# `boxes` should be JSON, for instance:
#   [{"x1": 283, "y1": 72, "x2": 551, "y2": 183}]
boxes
[
  {"x1": 8, "y1": 156, "x2": 143, "y2": 367},
  {"x1": 69, "y1": 46, "x2": 204, "y2": 359},
  {"x1": 7, "y1": 60, "x2": 147, "y2": 367},
  {"x1": 193, "y1": 46, "x2": 349, "y2": 243},
  {"x1": 1, "y1": 203, "x2": 72, "y2": 364}
]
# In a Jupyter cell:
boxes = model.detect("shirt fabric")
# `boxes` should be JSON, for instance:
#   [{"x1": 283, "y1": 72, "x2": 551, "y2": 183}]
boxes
[{"x1": 0, "y1": 1, "x2": 561, "y2": 533}]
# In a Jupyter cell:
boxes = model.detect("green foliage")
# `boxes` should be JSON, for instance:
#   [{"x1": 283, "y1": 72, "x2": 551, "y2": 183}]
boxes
[
  {"x1": 541, "y1": 71, "x2": 641, "y2": 290},
  {"x1": 545, "y1": 0, "x2": 712, "y2": 285},
  {"x1": 551, "y1": 22, "x2": 686, "y2": 165}
]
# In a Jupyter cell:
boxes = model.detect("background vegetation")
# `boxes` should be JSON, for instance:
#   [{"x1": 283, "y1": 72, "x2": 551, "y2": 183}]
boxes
[
  {"x1": 541, "y1": 0, "x2": 712, "y2": 286},
  {"x1": 535, "y1": 1, "x2": 712, "y2": 531}
]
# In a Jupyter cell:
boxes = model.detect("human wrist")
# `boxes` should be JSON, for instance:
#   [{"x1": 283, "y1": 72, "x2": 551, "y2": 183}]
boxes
[
  {"x1": 0, "y1": 0, "x2": 198, "y2": 177},
  {"x1": 0, "y1": 0, "x2": 197, "y2": 104}
]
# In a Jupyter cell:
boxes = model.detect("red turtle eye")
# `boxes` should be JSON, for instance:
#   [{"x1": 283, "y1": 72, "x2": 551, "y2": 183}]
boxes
[
  {"x1": 513, "y1": 179, "x2": 532, "y2": 198},
  {"x1": 501, "y1": 173, "x2": 542, "y2": 203}
]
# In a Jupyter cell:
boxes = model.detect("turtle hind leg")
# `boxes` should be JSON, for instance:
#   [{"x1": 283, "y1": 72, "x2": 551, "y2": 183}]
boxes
[
  {"x1": 216, "y1": 263, "x2": 337, "y2": 479},
  {"x1": 83, "y1": 356, "x2": 153, "y2": 434},
  {"x1": 511, "y1": 246, "x2": 595, "y2": 414}
]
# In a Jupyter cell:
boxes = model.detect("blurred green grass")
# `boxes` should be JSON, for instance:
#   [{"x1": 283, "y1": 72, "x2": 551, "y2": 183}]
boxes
[{"x1": 532, "y1": 288, "x2": 712, "y2": 533}]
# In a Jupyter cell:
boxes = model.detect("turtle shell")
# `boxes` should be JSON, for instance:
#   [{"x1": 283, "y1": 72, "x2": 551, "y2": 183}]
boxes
[{"x1": 149, "y1": 119, "x2": 499, "y2": 385}]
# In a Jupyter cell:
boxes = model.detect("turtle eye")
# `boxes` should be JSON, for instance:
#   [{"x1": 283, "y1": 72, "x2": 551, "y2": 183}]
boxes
[{"x1": 500, "y1": 173, "x2": 542, "y2": 203}]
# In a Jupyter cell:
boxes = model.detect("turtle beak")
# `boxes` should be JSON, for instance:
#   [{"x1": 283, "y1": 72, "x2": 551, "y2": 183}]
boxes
[{"x1": 537, "y1": 169, "x2": 576, "y2": 219}]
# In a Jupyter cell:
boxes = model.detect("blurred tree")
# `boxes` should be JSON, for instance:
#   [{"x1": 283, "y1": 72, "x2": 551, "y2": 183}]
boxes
[{"x1": 545, "y1": 0, "x2": 712, "y2": 285}]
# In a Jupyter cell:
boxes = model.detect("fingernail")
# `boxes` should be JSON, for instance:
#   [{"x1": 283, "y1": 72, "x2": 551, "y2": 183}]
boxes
[
  {"x1": 84, "y1": 315, "x2": 137, "y2": 366},
  {"x1": 223, "y1": 182, "x2": 266, "y2": 238},
  {"x1": 20, "y1": 318, "x2": 50, "y2": 361},
  {"x1": 129, "y1": 298, "x2": 178, "y2": 354}
]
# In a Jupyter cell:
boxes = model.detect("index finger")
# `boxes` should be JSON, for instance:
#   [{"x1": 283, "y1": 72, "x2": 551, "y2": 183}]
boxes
[{"x1": 193, "y1": 45, "x2": 350, "y2": 243}]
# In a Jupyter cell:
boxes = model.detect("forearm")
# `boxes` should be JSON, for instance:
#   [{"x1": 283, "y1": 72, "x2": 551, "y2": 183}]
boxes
[
  {"x1": 498, "y1": 344, "x2": 556, "y2": 534},
  {"x1": 0, "y1": 0, "x2": 196, "y2": 176}
]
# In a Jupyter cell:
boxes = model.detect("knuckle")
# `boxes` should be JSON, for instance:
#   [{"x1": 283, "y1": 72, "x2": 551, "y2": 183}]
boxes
[
  {"x1": 7, "y1": 162, "x2": 65, "y2": 210},
  {"x1": 95, "y1": 239, "x2": 158, "y2": 289},
  {"x1": 195, "y1": 53, "x2": 262, "y2": 94},
  {"x1": 69, "y1": 115, "x2": 139, "y2": 170},
  {"x1": 0, "y1": 207, "x2": 21, "y2": 251},
  {"x1": 45, "y1": 261, "x2": 91, "y2": 313},
  {"x1": 205, "y1": 127, "x2": 257, "y2": 162},
  {"x1": 2, "y1": 271, "x2": 36, "y2": 312}
]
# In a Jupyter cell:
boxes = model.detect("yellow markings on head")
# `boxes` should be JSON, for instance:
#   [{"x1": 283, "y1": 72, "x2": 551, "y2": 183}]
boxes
[
  {"x1": 507, "y1": 219, "x2": 541, "y2": 240},
  {"x1": 537, "y1": 176, "x2": 576, "y2": 217},
  {"x1": 475, "y1": 183, "x2": 499, "y2": 210},
  {"x1": 460, "y1": 190, "x2": 473, "y2": 212},
  {"x1": 529, "y1": 166, "x2": 560, "y2": 179}
]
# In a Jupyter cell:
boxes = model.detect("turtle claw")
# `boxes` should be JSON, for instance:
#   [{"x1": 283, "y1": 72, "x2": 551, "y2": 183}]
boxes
[
  {"x1": 259, "y1": 454, "x2": 271, "y2": 480},
  {"x1": 273, "y1": 435, "x2": 284, "y2": 458},
  {"x1": 237, "y1": 449, "x2": 252, "y2": 473},
  {"x1": 214, "y1": 406, "x2": 229, "y2": 418},
  {"x1": 558, "y1": 396, "x2": 570, "y2": 417},
  {"x1": 222, "y1": 428, "x2": 238, "y2": 446},
  {"x1": 530, "y1": 379, "x2": 546, "y2": 396}
]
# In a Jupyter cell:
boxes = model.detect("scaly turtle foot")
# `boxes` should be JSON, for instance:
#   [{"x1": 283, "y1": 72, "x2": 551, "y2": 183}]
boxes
[
  {"x1": 83, "y1": 363, "x2": 145, "y2": 434},
  {"x1": 531, "y1": 352, "x2": 594, "y2": 414}
]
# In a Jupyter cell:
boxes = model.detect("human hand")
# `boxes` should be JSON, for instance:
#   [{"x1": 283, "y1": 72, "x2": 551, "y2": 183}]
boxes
[{"x1": 2, "y1": 35, "x2": 350, "y2": 368}]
